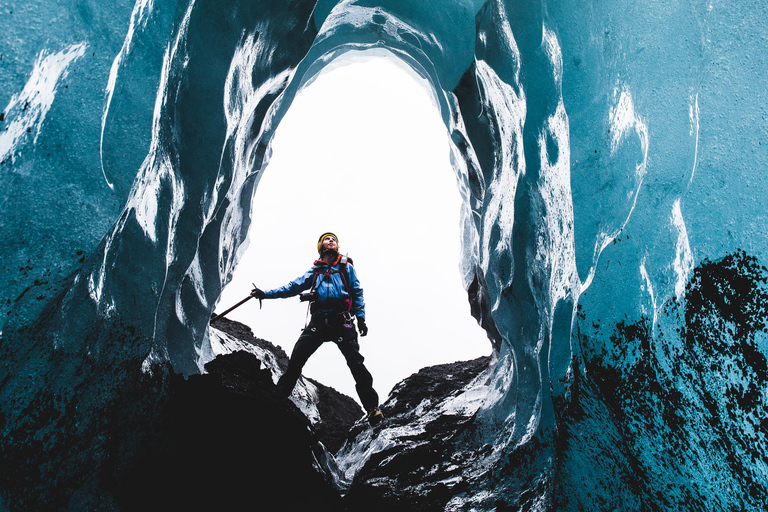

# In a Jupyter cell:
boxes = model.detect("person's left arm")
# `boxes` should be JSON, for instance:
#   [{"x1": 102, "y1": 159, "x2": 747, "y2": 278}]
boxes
[{"x1": 347, "y1": 263, "x2": 368, "y2": 335}]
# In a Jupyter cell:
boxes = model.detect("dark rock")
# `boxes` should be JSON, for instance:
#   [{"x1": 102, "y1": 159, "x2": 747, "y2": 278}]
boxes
[
  {"x1": 212, "y1": 316, "x2": 290, "y2": 370},
  {"x1": 113, "y1": 350, "x2": 343, "y2": 512},
  {"x1": 343, "y1": 356, "x2": 491, "y2": 512},
  {"x1": 211, "y1": 317, "x2": 363, "y2": 452},
  {"x1": 308, "y1": 377, "x2": 364, "y2": 453},
  {"x1": 384, "y1": 357, "x2": 490, "y2": 419}
]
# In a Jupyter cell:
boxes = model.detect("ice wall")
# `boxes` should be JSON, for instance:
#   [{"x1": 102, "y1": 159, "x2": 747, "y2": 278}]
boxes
[{"x1": 1, "y1": 0, "x2": 766, "y2": 509}]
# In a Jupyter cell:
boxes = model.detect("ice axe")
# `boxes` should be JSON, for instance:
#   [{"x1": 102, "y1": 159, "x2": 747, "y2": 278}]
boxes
[{"x1": 210, "y1": 283, "x2": 262, "y2": 324}]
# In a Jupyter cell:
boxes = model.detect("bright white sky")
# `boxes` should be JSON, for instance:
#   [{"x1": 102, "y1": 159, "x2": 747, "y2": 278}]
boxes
[{"x1": 214, "y1": 52, "x2": 490, "y2": 401}]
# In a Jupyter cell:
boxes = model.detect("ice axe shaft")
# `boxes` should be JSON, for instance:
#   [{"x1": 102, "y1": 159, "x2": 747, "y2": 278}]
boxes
[
  {"x1": 210, "y1": 295, "x2": 252, "y2": 323},
  {"x1": 210, "y1": 286, "x2": 262, "y2": 323}
]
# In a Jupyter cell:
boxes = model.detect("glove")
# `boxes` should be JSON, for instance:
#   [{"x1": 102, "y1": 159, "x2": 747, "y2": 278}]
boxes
[
  {"x1": 357, "y1": 317, "x2": 368, "y2": 337},
  {"x1": 250, "y1": 286, "x2": 266, "y2": 299}
]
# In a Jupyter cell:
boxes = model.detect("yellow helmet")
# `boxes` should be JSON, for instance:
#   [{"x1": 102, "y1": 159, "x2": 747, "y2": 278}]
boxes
[{"x1": 317, "y1": 232, "x2": 339, "y2": 253}]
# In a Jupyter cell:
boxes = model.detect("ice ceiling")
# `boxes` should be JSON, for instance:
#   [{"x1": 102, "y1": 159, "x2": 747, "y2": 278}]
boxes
[{"x1": 1, "y1": 0, "x2": 767, "y2": 509}]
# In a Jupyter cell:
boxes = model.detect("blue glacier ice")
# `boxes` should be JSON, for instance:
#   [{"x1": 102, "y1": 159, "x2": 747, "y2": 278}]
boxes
[{"x1": 1, "y1": 0, "x2": 767, "y2": 509}]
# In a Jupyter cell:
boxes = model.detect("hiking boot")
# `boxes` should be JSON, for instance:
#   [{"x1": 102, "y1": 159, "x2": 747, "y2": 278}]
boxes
[{"x1": 367, "y1": 407, "x2": 384, "y2": 426}]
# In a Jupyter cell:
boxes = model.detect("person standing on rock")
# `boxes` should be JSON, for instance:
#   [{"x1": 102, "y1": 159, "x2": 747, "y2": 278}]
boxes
[{"x1": 250, "y1": 232, "x2": 383, "y2": 426}]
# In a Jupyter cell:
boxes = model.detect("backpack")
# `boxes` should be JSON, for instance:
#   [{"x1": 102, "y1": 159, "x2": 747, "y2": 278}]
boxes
[{"x1": 308, "y1": 254, "x2": 355, "y2": 314}]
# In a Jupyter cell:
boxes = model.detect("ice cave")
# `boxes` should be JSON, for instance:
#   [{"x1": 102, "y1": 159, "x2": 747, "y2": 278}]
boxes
[{"x1": 0, "y1": 0, "x2": 766, "y2": 510}]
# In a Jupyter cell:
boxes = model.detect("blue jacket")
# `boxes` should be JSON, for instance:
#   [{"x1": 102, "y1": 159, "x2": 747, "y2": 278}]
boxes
[{"x1": 264, "y1": 255, "x2": 365, "y2": 319}]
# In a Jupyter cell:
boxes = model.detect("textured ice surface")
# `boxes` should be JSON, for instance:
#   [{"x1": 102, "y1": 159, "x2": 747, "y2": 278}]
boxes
[{"x1": 1, "y1": 0, "x2": 767, "y2": 509}]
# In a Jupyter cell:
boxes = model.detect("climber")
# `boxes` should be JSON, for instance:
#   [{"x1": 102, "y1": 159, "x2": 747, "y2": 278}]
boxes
[{"x1": 250, "y1": 232, "x2": 383, "y2": 426}]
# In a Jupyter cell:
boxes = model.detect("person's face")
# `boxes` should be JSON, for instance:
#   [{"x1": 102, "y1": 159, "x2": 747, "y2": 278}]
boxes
[{"x1": 321, "y1": 235, "x2": 338, "y2": 252}]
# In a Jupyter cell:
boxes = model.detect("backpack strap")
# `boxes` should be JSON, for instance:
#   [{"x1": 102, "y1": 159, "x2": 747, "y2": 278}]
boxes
[
  {"x1": 310, "y1": 266, "x2": 322, "y2": 288},
  {"x1": 337, "y1": 255, "x2": 349, "y2": 288},
  {"x1": 338, "y1": 255, "x2": 355, "y2": 314}
]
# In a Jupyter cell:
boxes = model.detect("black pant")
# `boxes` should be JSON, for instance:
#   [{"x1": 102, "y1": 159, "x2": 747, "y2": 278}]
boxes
[{"x1": 276, "y1": 313, "x2": 379, "y2": 412}]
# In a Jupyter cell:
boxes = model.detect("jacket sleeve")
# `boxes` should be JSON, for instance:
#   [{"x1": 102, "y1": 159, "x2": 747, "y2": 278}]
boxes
[
  {"x1": 346, "y1": 263, "x2": 366, "y2": 319},
  {"x1": 264, "y1": 268, "x2": 314, "y2": 298}
]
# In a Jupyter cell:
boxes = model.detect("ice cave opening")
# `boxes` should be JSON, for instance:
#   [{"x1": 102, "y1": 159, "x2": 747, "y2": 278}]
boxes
[{"x1": 215, "y1": 51, "x2": 492, "y2": 399}]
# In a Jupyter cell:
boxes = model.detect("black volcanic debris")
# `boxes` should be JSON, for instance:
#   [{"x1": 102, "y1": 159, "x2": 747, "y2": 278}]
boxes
[
  {"x1": 681, "y1": 251, "x2": 768, "y2": 497},
  {"x1": 576, "y1": 250, "x2": 768, "y2": 510},
  {"x1": 552, "y1": 369, "x2": 645, "y2": 512},
  {"x1": 685, "y1": 250, "x2": 768, "y2": 388}
]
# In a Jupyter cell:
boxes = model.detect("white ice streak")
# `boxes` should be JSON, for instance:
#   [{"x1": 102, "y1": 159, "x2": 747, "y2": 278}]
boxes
[
  {"x1": 93, "y1": 1, "x2": 195, "y2": 356},
  {"x1": 290, "y1": 379, "x2": 323, "y2": 425},
  {"x1": 446, "y1": 490, "x2": 496, "y2": 512},
  {"x1": 439, "y1": 365, "x2": 494, "y2": 417},
  {"x1": 447, "y1": 92, "x2": 484, "y2": 289},
  {"x1": 609, "y1": 85, "x2": 649, "y2": 162},
  {"x1": 188, "y1": 253, "x2": 207, "y2": 304},
  {"x1": 672, "y1": 199, "x2": 693, "y2": 300},
  {"x1": 542, "y1": 24, "x2": 563, "y2": 87},
  {"x1": 441, "y1": 7, "x2": 519, "y2": 294},
  {"x1": 581, "y1": 84, "x2": 649, "y2": 293},
  {"x1": 474, "y1": 60, "x2": 526, "y2": 284},
  {"x1": 493, "y1": 0, "x2": 523, "y2": 85},
  {"x1": 141, "y1": 348, "x2": 165, "y2": 375},
  {"x1": 335, "y1": 425, "x2": 411, "y2": 486},
  {"x1": 100, "y1": 0, "x2": 156, "y2": 189},
  {"x1": 223, "y1": 28, "x2": 280, "y2": 138},
  {"x1": 689, "y1": 93, "x2": 700, "y2": 185},
  {"x1": 132, "y1": 2, "x2": 194, "y2": 245},
  {"x1": 0, "y1": 43, "x2": 87, "y2": 163},
  {"x1": 537, "y1": 28, "x2": 578, "y2": 308},
  {"x1": 536, "y1": 26, "x2": 581, "y2": 419},
  {"x1": 133, "y1": 151, "x2": 173, "y2": 245},
  {"x1": 480, "y1": 348, "x2": 515, "y2": 413},
  {"x1": 174, "y1": 285, "x2": 188, "y2": 327},
  {"x1": 321, "y1": 2, "x2": 434, "y2": 60},
  {"x1": 218, "y1": 30, "x2": 294, "y2": 285},
  {"x1": 640, "y1": 256, "x2": 658, "y2": 330}
]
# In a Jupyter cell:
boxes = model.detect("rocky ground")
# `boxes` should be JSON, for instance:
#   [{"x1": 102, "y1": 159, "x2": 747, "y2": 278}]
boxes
[
  {"x1": 112, "y1": 318, "x2": 491, "y2": 511},
  {"x1": 340, "y1": 356, "x2": 492, "y2": 511},
  {"x1": 210, "y1": 317, "x2": 363, "y2": 453}
]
